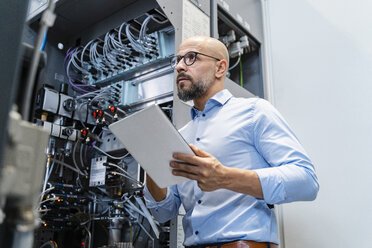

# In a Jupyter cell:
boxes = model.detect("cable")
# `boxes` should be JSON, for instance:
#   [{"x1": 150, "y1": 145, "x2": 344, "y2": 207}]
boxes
[
  {"x1": 229, "y1": 55, "x2": 241, "y2": 71},
  {"x1": 90, "y1": 87, "x2": 111, "y2": 103},
  {"x1": 130, "y1": 224, "x2": 133, "y2": 244},
  {"x1": 93, "y1": 145, "x2": 130, "y2": 160},
  {"x1": 65, "y1": 49, "x2": 92, "y2": 94},
  {"x1": 139, "y1": 15, "x2": 153, "y2": 44},
  {"x1": 41, "y1": 156, "x2": 52, "y2": 200},
  {"x1": 41, "y1": 31, "x2": 47, "y2": 51},
  {"x1": 73, "y1": 140, "x2": 88, "y2": 176},
  {"x1": 90, "y1": 41, "x2": 107, "y2": 70},
  {"x1": 39, "y1": 186, "x2": 55, "y2": 198},
  {"x1": 132, "y1": 215, "x2": 144, "y2": 245},
  {"x1": 76, "y1": 101, "x2": 88, "y2": 128},
  {"x1": 124, "y1": 206, "x2": 154, "y2": 243},
  {"x1": 109, "y1": 171, "x2": 143, "y2": 187},
  {"x1": 118, "y1": 22, "x2": 128, "y2": 46},
  {"x1": 76, "y1": 88, "x2": 104, "y2": 100},
  {"x1": 80, "y1": 142, "x2": 87, "y2": 174},
  {"x1": 71, "y1": 51, "x2": 89, "y2": 74},
  {"x1": 38, "y1": 208, "x2": 52, "y2": 214},
  {"x1": 40, "y1": 241, "x2": 58, "y2": 248},
  {"x1": 39, "y1": 196, "x2": 59, "y2": 205},
  {"x1": 148, "y1": 14, "x2": 169, "y2": 24},
  {"x1": 134, "y1": 196, "x2": 160, "y2": 238},
  {"x1": 22, "y1": 0, "x2": 56, "y2": 121},
  {"x1": 47, "y1": 159, "x2": 55, "y2": 181},
  {"x1": 126, "y1": 24, "x2": 147, "y2": 53},
  {"x1": 83, "y1": 225, "x2": 92, "y2": 248},
  {"x1": 103, "y1": 32, "x2": 120, "y2": 67},
  {"x1": 239, "y1": 58, "x2": 243, "y2": 87},
  {"x1": 107, "y1": 162, "x2": 127, "y2": 174},
  {"x1": 81, "y1": 40, "x2": 94, "y2": 65},
  {"x1": 51, "y1": 158, "x2": 86, "y2": 176}
]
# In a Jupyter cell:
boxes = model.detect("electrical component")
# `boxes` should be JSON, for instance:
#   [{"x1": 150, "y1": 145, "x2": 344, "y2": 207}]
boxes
[
  {"x1": 66, "y1": 17, "x2": 173, "y2": 90},
  {"x1": 41, "y1": 121, "x2": 79, "y2": 141},
  {"x1": 228, "y1": 41, "x2": 243, "y2": 58},
  {"x1": 35, "y1": 86, "x2": 59, "y2": 114},
  {"x1": 220, "y1": 30, "x2": 236, "y2": 47},
  {"x1": 227, "y1": 36, "x2": 250, "y2": 59},
  {"x1": 89, "y1": 156, "x2": 107, "y2": 187},
  {"x1": 30, "y1": 5, "x2": 174, "y2": 248}
]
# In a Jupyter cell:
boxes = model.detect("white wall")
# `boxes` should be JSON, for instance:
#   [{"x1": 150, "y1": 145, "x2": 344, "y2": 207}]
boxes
[{"x1": 266, "y1": 0, "x2": 372, "y2": 247}]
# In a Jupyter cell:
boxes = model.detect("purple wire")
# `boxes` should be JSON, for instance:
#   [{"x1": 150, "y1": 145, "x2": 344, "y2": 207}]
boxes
[
  {"x1": 69, "y1": 79, "x2": 89, "y2": 94},
  {"x1": 65, "y1": 47, "x2": 98, "y2": 94}
]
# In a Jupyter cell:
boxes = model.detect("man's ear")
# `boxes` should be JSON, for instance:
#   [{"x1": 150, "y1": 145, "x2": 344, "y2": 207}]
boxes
[{"x1": 215, "y1": 59, "x2": 228, "y2": 79}]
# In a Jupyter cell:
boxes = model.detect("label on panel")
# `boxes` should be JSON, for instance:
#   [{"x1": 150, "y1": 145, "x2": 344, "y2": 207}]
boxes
[
  {"x1": 182, "y1": 0, "x2": 210, "y2": 40},
  {"x1": 89, "y1": 156, "x2": 107, "y2": 187}
]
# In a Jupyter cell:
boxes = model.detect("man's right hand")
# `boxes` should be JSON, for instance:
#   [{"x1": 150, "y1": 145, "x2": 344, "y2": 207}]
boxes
[{"x1": 146, "y1": 174, "x2": 167, "y2": 202}]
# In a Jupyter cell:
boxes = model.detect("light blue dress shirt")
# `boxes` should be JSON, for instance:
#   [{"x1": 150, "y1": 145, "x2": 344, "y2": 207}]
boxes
[{"x1": 144, "y1": 89, "x2": 319, "y2": 246}]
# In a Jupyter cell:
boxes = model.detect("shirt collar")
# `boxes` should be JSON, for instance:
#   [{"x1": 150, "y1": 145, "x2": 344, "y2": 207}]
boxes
[{"x1": 190, "y1": 89, "x2": 233, "y2": 119}]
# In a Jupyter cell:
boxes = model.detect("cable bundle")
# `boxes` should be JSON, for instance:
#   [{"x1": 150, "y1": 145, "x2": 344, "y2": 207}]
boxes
[{"x1": 65, "y1": 14, "x2": 168, "y2": 93}]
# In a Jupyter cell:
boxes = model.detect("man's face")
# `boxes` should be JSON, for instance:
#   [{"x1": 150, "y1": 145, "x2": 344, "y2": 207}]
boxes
[{"x1": 175, "y1": 42, "x2": 216, "y2": 101}]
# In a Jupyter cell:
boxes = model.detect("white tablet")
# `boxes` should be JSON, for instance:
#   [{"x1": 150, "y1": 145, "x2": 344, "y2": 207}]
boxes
[{"x1": 108, "y1": 104, "x2": 193, "y2": 188}]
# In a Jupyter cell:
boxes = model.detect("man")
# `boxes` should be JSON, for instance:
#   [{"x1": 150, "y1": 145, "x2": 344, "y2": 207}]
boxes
[{"x1": 144, "y1": 36, "x2": 319, "y2": 248}]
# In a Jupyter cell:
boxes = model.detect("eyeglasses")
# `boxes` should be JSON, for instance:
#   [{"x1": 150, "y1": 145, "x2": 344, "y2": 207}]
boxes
[{"x1": 170, "y1": 51, "x2": 220, "y2": 69}]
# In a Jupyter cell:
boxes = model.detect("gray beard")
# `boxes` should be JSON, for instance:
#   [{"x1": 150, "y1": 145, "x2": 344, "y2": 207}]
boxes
[
  {"x1": 177, "y1": 79, "x2": 209, "y2": 101},
  {"x1": 177, "y1": 73, "x2": 214, "y2": 102}
]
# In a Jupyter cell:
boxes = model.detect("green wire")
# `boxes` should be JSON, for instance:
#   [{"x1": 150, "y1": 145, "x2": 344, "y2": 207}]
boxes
[{"x1": 239, "y1": 58, "x2": 243, "y2": 87}]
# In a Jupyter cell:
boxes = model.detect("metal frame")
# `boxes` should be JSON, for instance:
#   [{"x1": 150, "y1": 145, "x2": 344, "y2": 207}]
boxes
[
  {"x1": 157, "y1": 1, "x2": 265, "y2": 247},
  {"x1": 0, "y1": 1, "x2": 270, "y2": 247},
  {"x1": 0, "y1": 0, "x2": 30, "y2": 170}
]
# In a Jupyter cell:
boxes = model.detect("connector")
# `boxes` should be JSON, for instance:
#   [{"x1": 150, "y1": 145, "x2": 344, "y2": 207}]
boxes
[
  {"x1": 228, "y1": 41, "x2": 243, "y2": 58},
  {"x1": 220, "y1": 30, "x2": 236, "y2": 46}
]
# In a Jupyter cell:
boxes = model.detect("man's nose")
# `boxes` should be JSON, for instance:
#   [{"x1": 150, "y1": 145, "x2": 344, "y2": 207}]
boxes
[{"x1": 176, "y1": 58, "x2": 188, "y2": 73}]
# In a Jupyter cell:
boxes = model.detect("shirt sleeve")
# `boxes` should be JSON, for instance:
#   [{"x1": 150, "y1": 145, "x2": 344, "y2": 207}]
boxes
[
  {"x1": 252, "y1": 99, "x2": 319, "y2": 204},
  {"x1": 143, "y1": 184, "x2": 181, "y2": 223}
]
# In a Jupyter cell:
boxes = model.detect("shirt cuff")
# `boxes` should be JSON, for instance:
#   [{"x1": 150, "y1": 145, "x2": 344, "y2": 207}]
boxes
[
  {"x1": 254, "y1": 167, "x2": 286, "y2": 204},
  {"x1": 143, "y1": 184, "x2": 174, "y2": 210}
]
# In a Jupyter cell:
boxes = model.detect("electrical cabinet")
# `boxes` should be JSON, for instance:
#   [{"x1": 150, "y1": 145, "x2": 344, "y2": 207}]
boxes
[{"x1": 0, "y1": 1, "x2": 266, "y2": 248}]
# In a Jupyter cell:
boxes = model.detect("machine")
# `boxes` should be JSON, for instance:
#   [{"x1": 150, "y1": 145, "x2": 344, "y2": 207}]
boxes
[{"x1": 0, "y1": 1, "x2": 266, "y2": 247}]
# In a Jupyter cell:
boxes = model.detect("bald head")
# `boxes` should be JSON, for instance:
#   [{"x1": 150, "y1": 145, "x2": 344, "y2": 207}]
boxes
[
  {"x1": 179, "y1": 36, "x2": 229, "y2": 67},
  {"x1": 175, "y1": 36, "x2": 228, "y2": 108}
]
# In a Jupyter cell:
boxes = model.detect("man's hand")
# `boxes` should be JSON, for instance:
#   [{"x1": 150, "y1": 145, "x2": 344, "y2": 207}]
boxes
[
  {"x1": 170, "y1": 144, "x2": 228, "y2": 191},
  {"x1": 170, "y1": 144, "x2": 264, "y2": 198}
]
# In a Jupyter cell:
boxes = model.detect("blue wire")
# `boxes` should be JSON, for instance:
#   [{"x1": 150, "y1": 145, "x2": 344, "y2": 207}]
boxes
[{"x1": 41, "y1": 31, "x2": 48, "y2": 51}]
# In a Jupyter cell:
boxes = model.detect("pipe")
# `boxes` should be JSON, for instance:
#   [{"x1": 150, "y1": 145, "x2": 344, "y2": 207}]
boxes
[
  {"x1": 22, "y1": 0, "x2": 56, "y2": 121},
  {"x1": 210, "y1": 0, "x2": 216, "y2": 38}
]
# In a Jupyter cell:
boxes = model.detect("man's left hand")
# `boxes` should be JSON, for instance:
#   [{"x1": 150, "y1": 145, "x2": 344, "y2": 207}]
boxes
[{"x1": 170, "y1": 144, "x2": 228, "y2": 191}]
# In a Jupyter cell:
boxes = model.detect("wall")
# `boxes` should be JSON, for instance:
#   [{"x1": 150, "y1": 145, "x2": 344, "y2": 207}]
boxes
[{"x1": 266, "y1": 0, "x2": 372, "y2": 247}]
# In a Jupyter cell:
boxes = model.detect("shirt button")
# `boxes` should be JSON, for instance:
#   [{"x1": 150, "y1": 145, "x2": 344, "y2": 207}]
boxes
[
  {"x1": 198, "y1": 200, "x2": 202, "y2": 204},
  {"x1": 195, "y1": 231, "x2": 199, "y2": 235},
  {"x1": 202, "y1": 113, "x2": 205, "y2": 117},
  {"x1": 196, "y1": 137, "x2": 200, "y2": 141}
]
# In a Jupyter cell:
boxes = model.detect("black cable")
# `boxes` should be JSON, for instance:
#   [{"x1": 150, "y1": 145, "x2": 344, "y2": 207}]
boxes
[
  {"x1": 40, "y1": 240, "x2": 57, "y2": 248},
  {"x1": 132, "y1": 214, "x2": 144, "y2": 245}
]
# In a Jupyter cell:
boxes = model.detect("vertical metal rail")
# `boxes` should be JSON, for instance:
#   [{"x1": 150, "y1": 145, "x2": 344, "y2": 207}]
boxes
[
  {"x1": 210, "y1": 0, "x2": 216, "y2": 38},
  {"x1": 22, "y1": 0, "x2": 56, "y2": 121},
  {"x1": 0, "y1": 0, "x2": 29, "y2": 172},
  {"x1": 260, "y1": 0, "x2": 285, "y2": 247}
]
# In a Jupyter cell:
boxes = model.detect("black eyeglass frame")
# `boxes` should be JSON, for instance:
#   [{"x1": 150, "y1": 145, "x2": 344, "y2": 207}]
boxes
[{"x1": 170, "y1": 51, "x2": 221, "y2": 69}]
